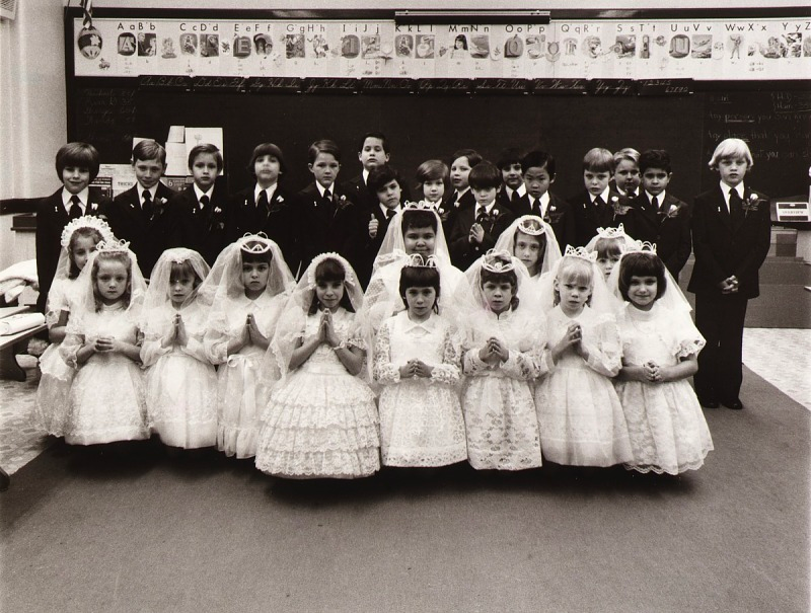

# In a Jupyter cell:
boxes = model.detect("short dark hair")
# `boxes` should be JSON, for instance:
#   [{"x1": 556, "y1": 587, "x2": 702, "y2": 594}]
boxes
[
  {"x1": 368, "y1": 165, "x2": 401, "y2": 194},
  {"x1": 450, "y1": 148, "x2": 482, "y2": 169},
  {"x1": 132, "y1": 140, "x2": 167, "y2": 165},
  {"x1": 248, "y1": 142, "x2": 286, "y2": 177},
  {"x1": 188, "y1": 143, "x2": 224, "y2": 172},
  {"x1": 618, "y1": 252, "x2": 667, "y2": 302},
  {"x1": 68, "y1": 226, "x2": 104, "y2": 279},
  {"x1": 495, "y1": 147, "x2": 525, "y2": 171},
  {"x1": 480, "y1": 267, "x2": 520, "y2": 310},
  {"x1": 357, "y1": 131, "x2": 389, "y2": 154},
  {"x1": 308, "y1": 139, "x2": 341, "y2": 164},
  {"x1": 401, "y1": 209, "x2": 437, "y2": 234},
  {"x1": 56, "y1": 142, "x2": 100, "y2": 182},
  {"x1": 639, "y1": 149, "x2": 672, "y2": 175},
  {"x1": 415, "y1": 159, "x2": 450, "y2": 188},
  {"x1": 468, "y1": 161, "x2": 501, "y2": 191},
  {"x1": 308, "y1": 257, "x2": 355, "y2": 314},
  {"x1": 399, "y1": 265, "x2": 441, "y2": 310},
  {"x1": 521, "y1": 150, "x2": 556, "y2": 177},
  {"x1": 594, "y1": 237, "x2": 624, "y2": 260}
]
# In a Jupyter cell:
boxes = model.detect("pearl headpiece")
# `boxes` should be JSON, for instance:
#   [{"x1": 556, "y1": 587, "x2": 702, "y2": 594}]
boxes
[{"x1": 60, "y1": 215, "x2": 113, "y2": 248}]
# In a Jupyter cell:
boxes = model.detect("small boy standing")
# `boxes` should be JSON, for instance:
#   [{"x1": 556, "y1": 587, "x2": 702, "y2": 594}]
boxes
[
  {"x1": 569, "y1": 147, "x2": 633, "y2": 247},
  {"x1": 36, "y1": 142, "x2": 108, "y2": 313},
  {"x1": 345, "y1": 132, "x2": 410, "y2": 211},
  {"x1": 689, "y1": 138, "x2": 771, "y2": 411},
  {"x1": 612, "y1": 148, "x2": 642, "y2": 199},
  {"x1": 360, "y1": 165, "x2": 406, "y2": 287},
  {"x1": 104, "y1": 139, "x2": 180, "y2": 277},
  {"x1": 495, "y1": 148, "x2": 526, "y2": 211},
  {"x1": 628, "y1": 149, "x2": 692, "y2": 280}
]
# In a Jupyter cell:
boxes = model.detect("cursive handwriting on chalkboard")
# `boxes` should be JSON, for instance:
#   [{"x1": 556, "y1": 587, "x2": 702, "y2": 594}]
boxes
[
  {"x1": 74, "y1": 87, "x2": 138, "y2": 162},
  {"x1": 246, "y1": 77, "x2": 302, "y2": 93},
  {"x1": 474, "y1": 79, "x2": 528, "y2": 94},
  {"x1": 588, "y1": 79, "x2": 635, "y2": 96},
  {"x1": 138, "y1": 75, "x2": 190, "y2": 90},
  {"x1": 532, "y1": 79, "x2": 587, "y2": 94}
]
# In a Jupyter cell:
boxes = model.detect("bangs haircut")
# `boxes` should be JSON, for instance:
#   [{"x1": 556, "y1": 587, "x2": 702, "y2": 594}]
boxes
[
  {"x1": 401, "y1": 209, "x2": 437, "y2": 234},
  {"x1": 92, "y1": 252, "x2": 132, "y2": 311},
  {"x1": 132, "y1": 139, "x2": 167, "y2": 165},
  {"x1": 708, "y1": 138, "x2": 753, "y2": 170},
  {"x1": 618, "y1": 252, "x2": 667, "y2": 302},
  {"x1": 613, "y1": 147, "x2": 640, "y2": 166},
  {"x1": 68, "y1": 227, "x2": 104, "y2": 279},
  {"x1": 514, "y1": 228, "x2": 547, "y2": 263},
  {"x1": 56, "y1": 142, "x2": 101, "y2": 182},
  {"x1": 583, "y1": 147, "x2": 614, "y2": 173},
  {"x1": 467, "y1": 161, "x2": 501, "y2": 190},
  {"x1": 368, "y1": 165, "x2": 400, "y2": 194},
  {"x1": 240, "y1": 241, "x2": 273, "y2": 264},
  {"x1": 480, "y1": 268, "x2": 520, "y2": 310},
  {"x1": 188, "y1": 143, "x2": 224, "y2": 172},
  {"x1": 170, "y1": 260, "x2": 202, "y2": 286},
  {"x1": 399, "y1": 265, "x2": 441, "y2": 308},
  {"x1": 308, "y1": 257, "x2": 355, "y2": 314},
  {"x1": 594, "y1": 237, "x2": 624, "y2": 259},
  {"x1": 248, "y1": 142, "x2": 287, "y2": 176},
  {"x1": 521, "y1": 150, "x2": 555, "y2": 177},
  {"x1": 555, "y1": 257, "x2": 594, "y2": 301},
  {"x1": 639, "y1": 149, "x2": 672, "y2": 174},
  {"x1": 496, "y1": 147, "x2": 524, "y2": 170}
]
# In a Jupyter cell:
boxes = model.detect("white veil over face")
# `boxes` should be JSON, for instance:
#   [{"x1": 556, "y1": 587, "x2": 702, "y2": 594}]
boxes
[
  {"x1": 270, "y1": 252, "x2": 365, "y2": 382},
  {"x1": 606, "y1": 241, "x2": 691, "y2": 314},
  {"x1": 536, "y1": 246, "x2": 621, "y2": 315},
  {"x1": 494, "y1": 215, "x2": 562, "y2": 278},
  {"x1": 67, "y1": 240, "x2": 149, "y2": 333},
  {"x1": 48, "y1": 216, "x2": 117, "y2": 326},
  {"x1": 584, "y1": 223, "x2": 638, "y2": 253}
]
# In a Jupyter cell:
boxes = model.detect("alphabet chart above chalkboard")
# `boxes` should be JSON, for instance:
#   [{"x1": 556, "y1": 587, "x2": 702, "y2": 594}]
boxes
[{"x1": 72, "y1": 16, "x2": 810, "y2": 81}]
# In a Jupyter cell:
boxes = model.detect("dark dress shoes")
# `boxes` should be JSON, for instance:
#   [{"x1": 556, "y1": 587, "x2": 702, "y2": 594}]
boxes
[
  {"x1": 698, "y1": 396, "x2": 720, "y2": 409},
  {"x1": 721, "y1": 398, "x2": 744, "y2": 410}
]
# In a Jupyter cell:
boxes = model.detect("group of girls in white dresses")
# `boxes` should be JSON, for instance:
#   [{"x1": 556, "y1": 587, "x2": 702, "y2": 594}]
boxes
[{"x1": 36, "y1": 204, "x2": 713, "y2": 479}]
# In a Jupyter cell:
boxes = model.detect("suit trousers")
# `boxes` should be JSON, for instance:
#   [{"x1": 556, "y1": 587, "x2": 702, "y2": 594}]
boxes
[{"x1": 693, "y1": 292, "x2": 748, "y2": 402}]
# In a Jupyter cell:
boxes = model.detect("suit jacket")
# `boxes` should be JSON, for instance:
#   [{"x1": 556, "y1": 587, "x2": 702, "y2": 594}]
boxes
[
  {"x1": 172, "y1": 183, "x2": 229, "y2": 267},
  {"x1": 496, "y1": 185, "x2": 525, "y2": 212},
  {"x1": 35, "y1": 189, "x2": 107, "y2": 313},
  {"x1": 226, "y1": 184, "x2": 300, "y2": 275},
  {"x1": 628, "y1": 192, "x2": 692, "y2": 280},
  {"x1": 295, "y1": 183, "x2": 365, "y2": 277},
  {"x1": 344, "y1": 173, "x2": 413, "y2": 213},
  {"x1": 439, "y1": 189, "x2": 476, "y2": 240},
  {"x1": 359, "y1": 204, "x2": 398, "y2": 289},
  {"x1": 688, "y1": 185, "x2": 771, "y2": 300},
  {"x1": 449, "y1": 202, "x2": 516, "y2": 270},
  {"x1": 569, "y1": 188, "x2": 634, "y2": 247},
  {"x1": 513, "y1": 192, "x2": 576, "y2": 251},
  {"x1": 103, "y1": 182, "x2": 181, "y2": 277}
]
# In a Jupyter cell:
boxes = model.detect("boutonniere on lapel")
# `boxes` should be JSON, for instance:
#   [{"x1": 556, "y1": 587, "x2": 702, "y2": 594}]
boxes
[
  {"x1": 267, "y1": 194, "x2": 285, "y2": 214},
  {"x1": 743, "y1": 193, "x2": 765, "y2": 217},
  {"x1": 153, "y1": 196, "x2": 168, "y2": 217},
  {"x1": 659, "y1": 202, "x2": 682, "y2": 219},
  {"x1": 543, "y1": 204, "x2": 558, "y2": 225},
  {"x1": 88, "y1": 202, "x2": 99, "y2": 214},
  {"x1": 334, "y1": 193, "x2": 351, "y2": 213},
  {"x1": 611, "y1": 195, "x2": 631, "y2": 216}
]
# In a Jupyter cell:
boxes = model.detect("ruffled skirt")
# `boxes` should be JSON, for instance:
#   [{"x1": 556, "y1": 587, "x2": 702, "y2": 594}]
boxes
[
  {"x1": 35, "y1": 342, "x2": 75, "y2": 437},
  {"x1": 216, "y1": 353, "x2": 271, "y2": 459}
]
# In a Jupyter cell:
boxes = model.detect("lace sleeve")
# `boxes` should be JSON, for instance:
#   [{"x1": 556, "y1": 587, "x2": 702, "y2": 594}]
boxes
[
  {"x1": 672, "y1": 312, "x2": 707, "y2": 360},
  {"x1": 59, "y1": 331, "x2": 84, "y2": 370},
  {"x1": 44, "y1": 281, "x2": 71, "y2": 329},
  {"x1": 462, "y1": 347, "x2": 491, "y2": 376},
  {"x1": 501, "y1": 347, "x2": 541, "y2": 381},
  {"x1": 583, "y1": 316, "x2": 622, "y2": 377},
  {"x1": 430, "y1": 325, "x2": 462, "y2": 385},
  {"x1": 203, "y1": 325, "x2": 230, "y2": 366},
  {"x1": 372, "y1": 321, "x2": 400, "y2": 384}
]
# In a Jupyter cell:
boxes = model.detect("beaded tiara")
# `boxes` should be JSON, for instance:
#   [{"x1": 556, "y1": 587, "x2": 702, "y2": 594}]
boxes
[
  {"x1": 621, "y1": 240, "x2": 658, "y2": 255},
  {"x1": 403, "y1": 200, "x2": 440, "y2": 213},
  {"x1": 563, "y1": 245, "x2": 598, "y2": 263},
  {"x1": 60, "y1": 216, "x2": 113, "y2": 248},
  {"x1": 593, "y1": 224, "x2": 628, "y2": 239},
  {"x1": 516, "y1": 216, "x2": 547, "y2": 236},
  {"x1": 481, "y1": 249, "x2": 516, "y2": 273},
  {"x1": 95, "y1": 238, "x2": 131, "y2": 254}
]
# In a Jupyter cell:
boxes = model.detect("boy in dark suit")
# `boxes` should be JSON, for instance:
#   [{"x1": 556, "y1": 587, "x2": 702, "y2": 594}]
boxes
[
  {"x1": 628, "y1": 149, "x2": 692, "y2": 280},
  {"x1": 612, "y1": 147, "x2": 642, "y2": 199},
  {"x1": 345, "y1": 132, "x2": 411, "y2": 212},
  {"x1": 36, "y1": 142, "x2": 107, "y2": 313},
  {"x1": 360, "y1": 165, "x2": 405, "y2": 287},
  {"x1": 226, "y1": 142, "x2": 299, "y2": 274},
  {"x1": 103, "y1": 140, "x2": 180, "y2": 277},
  {"x1": 295, "y1": 139, "x2": 365, "y2": 276},
  {"x1": 440, "y1": 149, "x2": 482, "y2": 238},
  {"x1": 495, "y1": 147, "x2": 526, "y2": 211},
  {"x1": 689, "y1": 138, "x2": 771, "y2": 411},
  {"x1": 449, "y1": 161, "x2": 515, "y2": 270},
  {"x1": 569, "y1": 147, "x2": 634, "y2": 247},
  {"x1": 172, "y1": 143, "x2": 228, "y2": 266},
  {"x1": 513, "y1": 150, "x2": 575, "y2": 250}
]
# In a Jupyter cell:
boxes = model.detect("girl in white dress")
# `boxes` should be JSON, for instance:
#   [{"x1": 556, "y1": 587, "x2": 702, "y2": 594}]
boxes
[
  {"x1": 36, "y1": 216, "x2": 114, "y2": 436},
  {"x1": 459, "y1": 250, "x2": 549, "y2": 470},
  {"x1": 585, "y1": 224, "x2": 637, "y2": 281},
  {"x1": 534, "y1": 247, "x2": 633, "y2": 467},
  {"x1": 60, "y1": 240, "x2": 149, "y2": 445},
  {"x1": 493, "y1": 215, "x2": 561, "y2": 285},
  {"x1": 374, "y1": 255, "x2": 467, "y2": 467},
  {"x1": 609, "y1": 246, "x2": 714, "y2": 474},
  {"x1": 255, "y1": 254, "x2": 379, "y2": 479},
  {"x1": 141, "y1": 248, "x2": 217, "y2": 450},
  {"x1": 203, "y1": 235, "x2": 295, "y2": 458}
]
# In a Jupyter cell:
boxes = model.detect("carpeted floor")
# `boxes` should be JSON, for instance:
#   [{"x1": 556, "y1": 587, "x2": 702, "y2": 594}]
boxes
[{"x1": 1, "y1": 366, "x2": 809, "y2": 613}]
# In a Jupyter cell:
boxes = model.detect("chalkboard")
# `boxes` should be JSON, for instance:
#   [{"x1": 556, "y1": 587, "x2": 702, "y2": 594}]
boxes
[
  {"x1": 703, "y1": 89, "x2": 811, "y2": 197},
  {"x1": 69, "y1": 80, "x2": 809, "y2": 204}
]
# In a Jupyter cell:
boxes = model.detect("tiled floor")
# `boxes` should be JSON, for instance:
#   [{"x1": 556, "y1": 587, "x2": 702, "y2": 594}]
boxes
[{"x1": 1, "y1": 329, "x2": 809, "y2": 475}]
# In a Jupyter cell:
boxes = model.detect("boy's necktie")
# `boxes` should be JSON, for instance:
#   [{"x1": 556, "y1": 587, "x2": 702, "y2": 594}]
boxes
[
  {"x1": 729, "y1": 189, "x2": 744, "y2": 225},
  {"x1": 594, "y1": 195, "x2": 607, "y2": 218},
  {"x1": 386, "y1": 208, "x2": 396, "y2": 220},
  {"x1": 651, "y1": 195, "x2": 659, "y2": 215},
  {"x1": 199, "y1": 195, "x2": 210, "y2": 211},
  {"x1": 531, "y1": 198, "x2": 541, "y2": 217},
  {"x1": 142, "y1": 190, "x2": 153, "y2": 220},
  {"x1": 68, "y1": 195, "x2": 82, "y2": 220},
  {"x1": 510, "y1": 190, "x2": 521, "y2": 209},
  {"x1": 323, "y1": 189, "x2": 334, "y2": 215}
]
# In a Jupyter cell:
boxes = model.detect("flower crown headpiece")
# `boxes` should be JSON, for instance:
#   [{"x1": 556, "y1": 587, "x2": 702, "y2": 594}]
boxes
[
  {"x1": 403, "y1": 200, "x2": 440, "y2": 213},
  {"x1": 516, "y1": 216, "x2": 547, "y2": 236},
  {"x1": 594, "y1": 224, "x2": 627, "y2": 239},
  {"x1": 621, "y1": 240, "x2": 658, "y2": 256},
  {"x1": 406, "y1": 253, "x2": 440, "y2": 269},
  {"x1": 481, "y1": 249, "x2": 516, "y2": 273},
  {"x1": 60, "y1": 216, "x2": 113, "y2": 248},
  {"x1": 563, "y1": 245, "x2": 598, "y2": 263},
  {"x1": 307, "y1": 252, "x2": 357, "y2": 288},
  {"x1": 95, "y1": 238, "x2": 131, "y2": 254},
  {"x1": 238, "y1": 232, "x2": 273, "y2": 254}
]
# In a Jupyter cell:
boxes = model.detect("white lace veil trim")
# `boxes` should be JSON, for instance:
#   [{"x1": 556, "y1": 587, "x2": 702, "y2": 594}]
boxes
[
  {"x1": 141, "y1": 248, "x2": 212, "y2": 333},
  {"x1": 536, "y1": 248, "x2": 621, "y2": 315}
]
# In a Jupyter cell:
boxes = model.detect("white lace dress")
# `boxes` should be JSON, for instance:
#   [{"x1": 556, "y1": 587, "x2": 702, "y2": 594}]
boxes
[
  {"x1": 535, "y1": 305, "x2": 633, "y2": 467},
  {"x1": 461, "y1": 308, "x2": 548, "y2": 470},
  {"x1": 36, "y1": 277, "x2": 80, "y2": 436},
  {"x1": 374, "y1": 311, "x2": 467, "y2": 467},
  {"x1": 204, "y1": 293, "x2": 284, "y2": 459},
  {"x1": 255, "y1": 308, "x2": 380, "y2": 479},
  {"x1": 615, "y1": 303, "x2": 714, "y2": 474},
  {"x1": 142, "y1": 301, "x2": 218, "y2": 449},
  {"x1": 60, "y1": 302, "x2": 148, "y2": 445}
]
